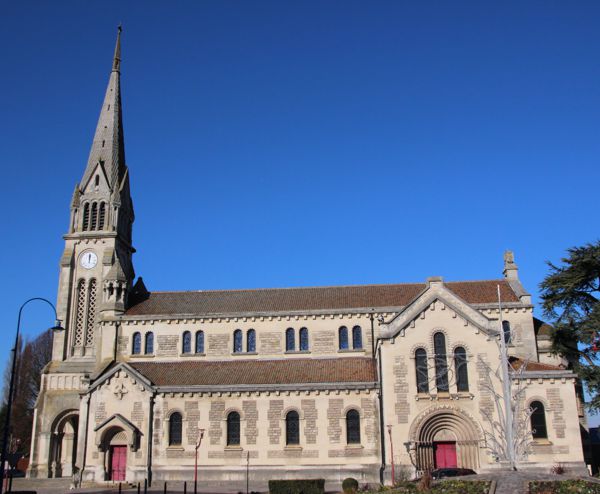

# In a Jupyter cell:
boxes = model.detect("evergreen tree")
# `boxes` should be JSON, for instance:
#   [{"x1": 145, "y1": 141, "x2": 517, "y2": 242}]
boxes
[{"x1": 540, "y1": 241, "x2": 600, "y2": 410}]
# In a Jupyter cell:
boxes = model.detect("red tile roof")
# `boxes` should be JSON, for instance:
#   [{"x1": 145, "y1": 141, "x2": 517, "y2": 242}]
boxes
[
  {"x1": 510, "y1": 357, "x2": 565, "y2": 372},
  {"x1": 129, "y1": 357, "x2": 377, "y2": 387},
  {"x1": 125, "y1": 280, "x2": 519, "y2": 317}
]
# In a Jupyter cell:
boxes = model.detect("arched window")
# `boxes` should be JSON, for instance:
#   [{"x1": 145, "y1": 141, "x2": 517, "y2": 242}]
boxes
[
  {"x1": 169, "y1": 412, "x2": 182, "y2": 446},
  {"x1": 247, "y1": 329, "x2": 256, "y2": 353},
  {"x1": 144, "y1": 332, "x2": 154, "y2": 354},
  {"x1": 182, "y1": 331, "x2": 192, "y2": 354},
  {"x1": 299, "y1": 327, "x2": 309, "y2": 351},
  {"x1": 233, "y1": 330, "x2": 243, "y2": 353},
  {"x1": 286, "y1": 328, "x2": 295, "y2": 351},
  {"x1": 339, "y1": 326, "x2": 349, "y2": 350},
  {"x1": 415, "y1": 348, "x2": 429, "y2": 393},
  {"x1": 530, "y1": 401, "x2": 548, "y2": 439},
  {"x1": 286, "y1": 410, "x2": 300, "y2": 445},
  {"x1": 90, "y1": 202, "x2": 98, "y2": 230},
  {"x1": 195, "y1": 330, "x2": 204, "y2": 354},
  {"x1": 98, "y1": 202, "x2": 106, "y2": 230},
  {"x1": 346, "y1": 409, "x2": 361, "y2": 444},
  {"x1": 73, "y1": 279, "x2": 86, "y2": 348},
  {"x1": 82, "y1": 203, "x2": 90, "y2": 231},
  {"x1": 95, "y1": 175, "x2": 100, "y2": 187},
  {"x1": 502, "y1": 321, "x2": 511, "y2": 344},
  {"x1": 85, "y1": 278, "x2": 97, "y2": 346},
  {"x1": 454, "y1": 347, "x2": 468, "y2": 392},
  {"x1": 227, "y1": 411, "x2": 240, "y2": 446},
  {"x1": 433, "y1": 332, "x2": 449, "y2": 392},
  {"x1": 132, "y1": 332, "x2": 141, "y2": 355},
  {"x1": 352, "y1": 326, "x2": 363, "y2": 349}
]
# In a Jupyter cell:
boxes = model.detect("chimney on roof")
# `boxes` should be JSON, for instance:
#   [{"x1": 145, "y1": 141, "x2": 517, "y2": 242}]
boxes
[{"x1": 503, "y1": 250, "x2": 519, "y2": 281}]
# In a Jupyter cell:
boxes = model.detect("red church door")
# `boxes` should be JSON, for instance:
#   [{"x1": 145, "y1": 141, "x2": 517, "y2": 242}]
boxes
[
  {"x1": 110, "y1": 446, "x2": 127, "y2": 481},
  {"x1": 434, "y1": 442, "x2": 457, "y2": 468}
]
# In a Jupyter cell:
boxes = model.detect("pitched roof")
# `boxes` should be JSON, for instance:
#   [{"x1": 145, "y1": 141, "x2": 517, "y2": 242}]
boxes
[
  {"x1": 129, "y1": 357, "x2": 377, "y2": 387},
  {"x1": 509, "y1": 357, "x2": 565, "y2": 372},
  {"x1": 125, "y1": 279, "x2": 520, "y2": 317},
  {"x1": 533, "y1": 317, "x2": 553, "y2": 338}
]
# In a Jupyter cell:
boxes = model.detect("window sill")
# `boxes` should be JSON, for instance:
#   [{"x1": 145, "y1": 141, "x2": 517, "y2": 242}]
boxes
[
  {"x1": 415, "y1": 392, "x2": 473, "y2": 401},
  {"x1": 337, "y1": 349, "x2": 366, "y2": 354},
  {"x1": 180, "y1": 353, "x2": 206, "y2": 358},
  {"x1": 231, "y1": 352, "x2": 258, "y2": 356},
  {"x1": 532, "y1": 438, "x2": 552, "y2": 445},
  {"x1": 284, "y1": 445, "x2": 302, "y2": 450},
  {"x1": 285, "y1": 350, "x2": 311, "y2": 355},
  {"x1": 345, "y1": 444, "x2": 363, "y2": 449},
  {"x1": 225, "y1": 445, "x2": 243, "y2": 450},
  {"x1": 130, "y1": 354, "x2": 155, "y2": 358},
  {"x1": 166, "y1": 446, "x2": 184, "y2": 451}
]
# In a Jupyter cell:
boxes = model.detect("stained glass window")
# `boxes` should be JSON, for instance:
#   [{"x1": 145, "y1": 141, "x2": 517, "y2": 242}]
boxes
[
  {"x1": 247, "y1": 329, "x2": 256, "y2": 353},
  {"x1": 339, "y1": 326, "x2": 349, "y2": 350},
  {"x1": 169, "y1": 412, "x2": 182, "y2": 446},
  {"x1": 415, "y1": 348, "x2": 429, "y2": 393},
  {"x1": 233, "y1": 330, "x2": 243, "y2": 353},
  {"x1": 132, "y1": 332, "x2": 141, "y2": 355},
  {"x1": 227, "y1": 411, "x2": 240, "y2": 445},
  {"x1": 286, "y1": 328, "x2": 295, "y2": 351},
  {"x1": 299, "y1": 328, "x2": 309, "y2": 351},
  {"x1": 182, "y1": 331, "x2": 191, "y2": 354},
  {"x1": 433, "y1": 332, "x2": 449, "y2": 392},
  {"x1": 195, "y1": 330, "x2": 204, "y2": 354},
  {"x1": 346, "y1": 409, "x2": 361, "y2": 444},
  {"x1": 352, "y1": 326, "x2": 362, "y2": 350},
  {"x1": 144, "y1": 332, "x2": 154, "y2": 354},
  {"x1": 286, "y1": 411, "x2": 300, "y2": 445},
  {"x1": 454, "y1": 347, "x2": 469, "y2": 392},
  {"x1": 530, "y1": 401, "x2": 548, "y2": 439}
]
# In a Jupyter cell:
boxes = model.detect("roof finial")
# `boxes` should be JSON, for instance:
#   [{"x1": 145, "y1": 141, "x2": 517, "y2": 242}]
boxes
[{"x1": 112, "y1": 25, "x2": 122, "y2": 72}]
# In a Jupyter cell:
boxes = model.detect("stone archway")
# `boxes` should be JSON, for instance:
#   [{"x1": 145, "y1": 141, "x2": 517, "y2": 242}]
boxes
[
  {"x1": 409, "y1": 407, "x2": 482, "y2": 471},
  {"x1": 49, "y1": 410, "x2": 79, "y2": 478},
  {"x1": 102, "y1": 427, "x2": 128, "y2": 481}
]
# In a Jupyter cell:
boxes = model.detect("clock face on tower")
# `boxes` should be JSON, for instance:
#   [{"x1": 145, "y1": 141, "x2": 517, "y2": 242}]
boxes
[{"x1": 80, "y1": 251, "x2": 98, "y2": 269}]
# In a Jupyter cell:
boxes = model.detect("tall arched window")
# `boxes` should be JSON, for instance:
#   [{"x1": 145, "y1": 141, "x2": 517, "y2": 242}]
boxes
[
  {"x1": 433, "y1": 332, "x2": 449, "y2": 392},
  {"x1": 145, "y1": 332, "x2": 154, "y2": 354},
  {"x1": 454, "y1": 347, "x2": 469, "y2": 392},
  {"x1": 195, "y1": 330, "x2": 204, "y2": 354},
  {"x1": 169, "y1": 412, "x2": 182, "y2": 446},
  {"x1": 286, "y1": 328, "x2": 295, "y2": 351},
  {"x1": 90, "y1": 202, "x2": 98, "y2": 230},
  {"x1": 73, "y1": 279, "x2": 86, "y2": 348},
  {"x1": 286, "y1": 410, "x2": 300, "y2": 445},
  {"x1": 415, "y1": 348, "x2": 429, "y2": 393},
  {"x1": 299, "y1": 328, "x2": 309, "y2": 351},
  {"x1": 352, "y1": 326, "x2": 363, "y2": 349},
  {"x1": 85, "y1": 278, "x2": 97, "y2": 346},
  {"x1": 502, "y1": 321, "x2": 511, "y2": 344},
  {"x1": 247, "y1": 329, "x2": 256, "y2": 353},
  {"x1": 132, "y1": 332, "x2": 141, "y2": 355},
  {"x1": 339, "y1": 326, "x2": 349, "y2": 350},
  {"x1": 98, "y1": 202, "x2": 106, "y2": 230},
  {"x1": 82, "y1": 203, "x2": 90, "y2": 231},
  {"x1": 233, "y1": 330, "x2": 243, "y2": 353},
  {"x1": 227, "y1": 411, "x2": 240, "y2": 446},
  {"x1": 346, "y1": 409, "x2": 361, "y2": 444},
  {"x1": 182, "y1": 331, "x2": 192, "y2": 354},
  {"x1": 530, "y1": 401, "x2": 548, "y2": 439}
]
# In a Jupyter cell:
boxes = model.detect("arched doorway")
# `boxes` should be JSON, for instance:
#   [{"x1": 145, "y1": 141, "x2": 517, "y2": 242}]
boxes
[
  {"x1": 49, "y1": 411, "x2": 79, "y2": 478},
  {"x1": 103, "y1": 427, "x2": 128, "y2": 481},
  {"x1": 409, "y1": 408, "x2": 482, "y2": 471}
]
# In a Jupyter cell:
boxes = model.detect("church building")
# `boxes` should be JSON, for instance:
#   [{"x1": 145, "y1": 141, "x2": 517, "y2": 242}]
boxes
[{"x1": 28, "y1": 30, "x2": 587, "y2": 489}]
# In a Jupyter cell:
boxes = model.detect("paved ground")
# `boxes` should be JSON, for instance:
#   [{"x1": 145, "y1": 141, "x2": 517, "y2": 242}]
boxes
[{"x1": 7, "y1": 472, "x2": 600, "y2": 494}]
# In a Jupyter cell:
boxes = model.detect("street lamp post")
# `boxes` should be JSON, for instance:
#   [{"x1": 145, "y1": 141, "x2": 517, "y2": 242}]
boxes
[
  {"x1": 387, "y1": 425, "x2": 395, "y2": 486},
  {"x1": 194, "y1": 429, "x2": 205, "y2": 494},
  {"x1": 0, "y1": 298, "x2": 63, "y2": 494}
]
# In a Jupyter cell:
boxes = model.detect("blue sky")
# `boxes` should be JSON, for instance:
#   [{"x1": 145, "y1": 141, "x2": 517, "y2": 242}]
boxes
[{"x1": 1, "y1": 1, "x2": 598, "y2": 405}]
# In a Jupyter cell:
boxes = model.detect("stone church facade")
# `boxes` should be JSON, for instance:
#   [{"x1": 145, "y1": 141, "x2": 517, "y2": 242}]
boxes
[{"x1": 28, "y1": 31, "x2": 586, "y2": 489}]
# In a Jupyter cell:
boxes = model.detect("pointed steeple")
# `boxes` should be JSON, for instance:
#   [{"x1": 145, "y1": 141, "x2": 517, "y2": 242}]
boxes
[{"x1": 80, "y1": 26, "x2": 128, "y2": 196}]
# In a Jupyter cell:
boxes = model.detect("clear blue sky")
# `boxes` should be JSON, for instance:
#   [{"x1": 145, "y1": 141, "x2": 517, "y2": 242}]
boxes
[{"x1": 1, "y1": 2, "x2": 598, "y2": 394}]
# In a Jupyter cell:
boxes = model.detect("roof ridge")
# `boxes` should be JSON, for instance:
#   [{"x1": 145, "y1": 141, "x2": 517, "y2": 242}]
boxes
[{"x1": 144, "y1": 279, "x2": 507, "y2": 295}]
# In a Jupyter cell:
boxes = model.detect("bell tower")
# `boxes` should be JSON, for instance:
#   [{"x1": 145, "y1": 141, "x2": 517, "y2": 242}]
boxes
[{"x1": 52, "y1": 27, "x2": 135, "y2": 363}]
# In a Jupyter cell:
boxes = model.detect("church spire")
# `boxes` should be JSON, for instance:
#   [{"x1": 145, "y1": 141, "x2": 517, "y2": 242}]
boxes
[{"x1": 80, "y1": 26, "x2": 128, "y2": 196}]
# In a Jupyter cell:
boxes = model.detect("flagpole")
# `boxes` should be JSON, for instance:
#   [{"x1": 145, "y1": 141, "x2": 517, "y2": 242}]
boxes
[{"x1": 497, "y1": 285, "x2": 516, "y2": 470}]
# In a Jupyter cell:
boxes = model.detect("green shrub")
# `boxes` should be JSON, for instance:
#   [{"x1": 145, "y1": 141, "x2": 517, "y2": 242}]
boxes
[
  {"x1": 268, "y1": 479, "x2": 325, "y2": 494},
  {"x1": 343, "y1": 478, "x2": 359, "y2": 494}
]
